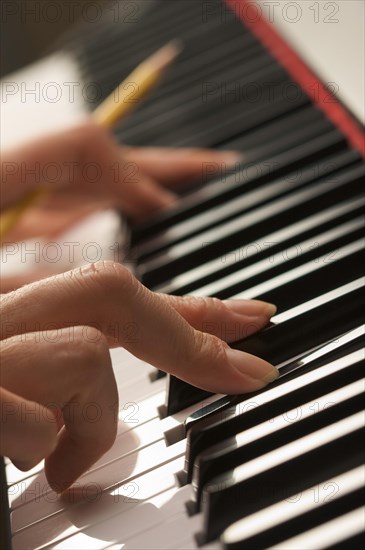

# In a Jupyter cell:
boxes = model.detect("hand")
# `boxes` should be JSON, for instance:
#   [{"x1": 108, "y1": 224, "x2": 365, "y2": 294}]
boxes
[
  {"x1": 0, "y1": 120, "x2": 239, "y2": 292},
  {"x1": 1, "y1": 120, "x2": 239, "y2": 240},
  {"x1": 0, "y1": 261, "x2": 278, "y2": 492}
]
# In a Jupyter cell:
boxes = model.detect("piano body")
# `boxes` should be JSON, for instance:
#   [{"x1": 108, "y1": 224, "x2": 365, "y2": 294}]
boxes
[{"x1": 1, "y1": 1, "x2": 364, "y2": 548}]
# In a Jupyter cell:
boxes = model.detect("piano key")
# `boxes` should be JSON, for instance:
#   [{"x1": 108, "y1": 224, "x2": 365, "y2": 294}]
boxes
[
  {"x1": 9, "y1": 386, "x2": 223, "y2": 522},
  {"x1": 233, "y1": 237, "x2": 363, "y2": 302},
  {"x1": 82, "y1": 1, "x2": 207, "y2": 75},
  {"x1": 87, "y1": 0, "x2": 241, "y2": 82},
  {"x1": 131, "y1": 104, "x2": 338, "y2": 246},
  {"x1": 167, "y1": 281, "x2": 363, "y2": 432},
  {"x1": 141, "y1": 156, "x2": 363, "y2": 279},
  {"x1": 5, "y1": 371, "x2": 167, "y2": 489},
  {"x1": 221, "y1": 466, "x2": 364, "y2": 549},
  {"x1": 191, "y1": 379, "x2": 364, "y2": 507},
  {"x1": 11, "y1": 459, "x2": 188, "y2": 550},
  {"x1": 119, "y1": 37, "x2": 265, "y2": 133},
  {"x1": 132, "y1": 130, "x2": 347, "y2": 241},
  {"x1": 232, "y1": 276, "x2": 364, "y2": 359},
  {"x1": 236, "y1": 488, "x2": 365, "y2": 549},
  {"x1": 164, "y1": 254, "x2": 363, "y2": 418},
  {"x1": 185, "y1": 348, "x2": 364, "y2": 480},
  {"x1": 184, "y1": 325, "x2": 365, "y2": 434},
  {"x1": 200, "y1": 414, "x2": 365, "y2": 542},
  {"x1": 324, "y1": 531, "x2": 365, "y2": 550},
  {"x1": 266, "y1": 507, "x2": 365, "y2": 550},
  {"x1": 164, "y1": 375, "x2": 214, "y2": 418},
  {"x1": 139, "y1": 199, "x2": 362, "y2": 298},
  {"x1": 156, "y1": 194, "x2": 364, "y2": 295},
  {"x1": 219, "y1": 104, "x2": 330, "y2": 154},
  {"x1": 124, "y1": 64, "x2": 292, "y2": 147},
  {"x1": 125, "y1": 37, "x2": 263, "y2": 117},
  {"x1": 140, "y1": 151, "x2": 362, "y2": 287},
  {"x1": 135, "y1": 129, "x2": 349, "y2": 261}
]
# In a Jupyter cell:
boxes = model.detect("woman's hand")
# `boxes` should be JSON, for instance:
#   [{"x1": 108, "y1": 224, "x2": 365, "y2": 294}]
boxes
[
  {"x1": 1, "y1": 120, "x2": 239, "y2": 241},
  {"x1": 0, "y1": 261, "x2": 278, "y2": 492}
]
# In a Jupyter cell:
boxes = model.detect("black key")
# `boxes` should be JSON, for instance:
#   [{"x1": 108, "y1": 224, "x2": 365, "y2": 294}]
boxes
[
  {"x1": 165, "y1": 375, "x2": 213, "y2": 417},
  {"x1": 148, "y1": 369, "x2": 166, "y2": 382},
  {"x1": 191, "y1": 380, "x2": 364, "y2": 507},
  {"x1": 131, "y1": 105, "x2": 336, "y2": 247},
  {"x1": 221, "y1": 481, "x2": 364, "y2": 549},
  {"x1": 157, "y1": 195, "x2": 363, "y2": 296},
  {"x1": 140, "y1": 138, "x2": 359, "y2": 287},
  {"x1": 134, "y1": 122, "x2": 345, "y2": 261},
  {"x1": 230, "y1": 238, "x2": 364, "y2": 307},
  {"x1": 155, "y1": 201, "x2": 365, "y2": 298},
  {"x1": 232, "y1": 278, "x2": 364, "y2": 363},
  {"x1": 166, "y1": 270, "x2": 364, "y2": 415},
  {"x1": 120, "y1": 37, "x2": 265, "y2": 134},
  {"x1": 184, "y1": 325, "x2": 365, "y2": 434},
  {"x1": 185, "y1": 343, "x2": 363, "y2": 481},
  {"x1": 124, "y1": 65, "x2": 293, "y2": 147},
  {"x1": 166, "y1": 266, "x2": 364, "y2": 415},
  {"x1": 218, "y1": 103, "x2": 327, "y2": 154},
  {"x1": 132, "y1": 130, "x2": 346, "y2": 241},
  {"x1": 265, "y1": 504, "x2": 365, "y2": 550},
  {"x1": 199, "y1": 422, "x2": 365, "y2": 542}
]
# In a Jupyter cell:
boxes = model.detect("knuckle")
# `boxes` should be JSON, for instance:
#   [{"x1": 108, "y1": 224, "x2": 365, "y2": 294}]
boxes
[
  {"x1": 185, "y1": 295, "x2": 223, "y2": 318},
  {"x1": 77, "y1": 261, "x2": 138, "y2": 295},
  {"x1": 193, "y1": 330, "x2": 228, "y2": 364}
]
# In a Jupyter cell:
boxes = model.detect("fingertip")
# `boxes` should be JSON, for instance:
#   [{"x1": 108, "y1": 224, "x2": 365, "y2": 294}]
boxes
[{"x1": 225, "y1": 347, "x2": 280, "y2": 391}]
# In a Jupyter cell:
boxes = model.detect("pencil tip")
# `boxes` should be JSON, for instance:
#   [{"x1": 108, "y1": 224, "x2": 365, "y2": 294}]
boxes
[
  {"x1": 151, "y1": 40, "x2": 183, "y2": 71},
  {"x1": 169, "y1": 39, "x2": 184, "y2": 56}
]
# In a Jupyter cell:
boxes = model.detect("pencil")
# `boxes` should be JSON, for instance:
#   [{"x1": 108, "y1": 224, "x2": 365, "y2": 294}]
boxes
[{"x1": 0, "y1": 40, "x2": 182, "y2": 242}]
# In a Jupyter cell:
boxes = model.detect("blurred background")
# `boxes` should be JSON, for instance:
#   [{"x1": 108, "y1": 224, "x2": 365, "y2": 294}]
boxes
[
  {"x1": 1, "y1": 0, "x2": 364, "y2": 124},
  {"x1": 1, "y1": 0, "x2": 104, "y2": 76}
]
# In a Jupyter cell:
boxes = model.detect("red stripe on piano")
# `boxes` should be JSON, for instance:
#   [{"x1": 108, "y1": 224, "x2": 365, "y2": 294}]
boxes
[{"x1": 225, "y1": 0, "x2": 365, "y2": 158}]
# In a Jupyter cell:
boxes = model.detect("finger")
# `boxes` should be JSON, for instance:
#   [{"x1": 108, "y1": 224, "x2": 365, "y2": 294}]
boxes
[
  {"x1": 1, "y1": 121, "x2": 176, "y2": 219},
  {"x1": 1, "y1": 261, "x2": 279, "y2": 394},
  {"x1": 113, "y1": 170, "x2": 176, "y2": 220},
  {"x1": 157, "y1": 294, "x2": 276, "y2": 342},
  {"x1": 0, "y1": 386, "x2": 58, "y2": 470},
  {"x1": 4, "y1": 196, "x2": 104, "y2": 241},
  {"x1": 0, "y1": 269, "x2": 55, "y2": 293},
  {"x1": 124, "y1": 147, "x2": 241, "y2": 187},
  {"x1": 1, "y1": 328, "x2": 118, "y2": 492}
]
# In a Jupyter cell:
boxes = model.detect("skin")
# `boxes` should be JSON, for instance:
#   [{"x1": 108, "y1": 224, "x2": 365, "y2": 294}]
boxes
[{"x1": 0, "y1": 121, "x2": 278, "y2": 492}]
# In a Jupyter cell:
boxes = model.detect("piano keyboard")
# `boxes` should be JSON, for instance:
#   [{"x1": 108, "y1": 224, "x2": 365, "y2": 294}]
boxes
[{"x1": 3, "y1": 0, "x2": 365, "y2": 548}]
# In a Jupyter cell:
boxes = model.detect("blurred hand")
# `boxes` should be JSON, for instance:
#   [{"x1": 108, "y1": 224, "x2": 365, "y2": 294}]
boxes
[
  {"x1": 1, "y1": 120, "x2": 239, "y2": 240},
  {"x1": 0, "y1": 120, "x2": 239, "y2": 292}
]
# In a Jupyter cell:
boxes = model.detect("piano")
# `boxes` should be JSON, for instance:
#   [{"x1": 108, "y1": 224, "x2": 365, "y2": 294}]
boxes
[{"x1": 1, "y1": 0, "x2": 364, "y2": 548}]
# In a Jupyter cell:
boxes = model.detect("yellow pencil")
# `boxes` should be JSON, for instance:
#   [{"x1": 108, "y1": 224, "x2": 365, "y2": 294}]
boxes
[{"x1": 0, "y1": 41, "x2": 182, "y2": 242}]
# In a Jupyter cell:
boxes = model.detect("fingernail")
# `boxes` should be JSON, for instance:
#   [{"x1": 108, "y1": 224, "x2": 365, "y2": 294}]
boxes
[
  {"x1": 224, "y1": 299, "x2": 277, "y2": 318},
  {"x1": 226, "y1": 347, "x2": 280, "y2": 385}
]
